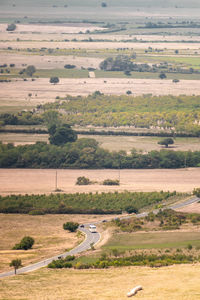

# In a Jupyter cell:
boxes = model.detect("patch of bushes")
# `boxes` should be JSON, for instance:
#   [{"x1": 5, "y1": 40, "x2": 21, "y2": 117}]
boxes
[{"x1": 76, "y1": 176, "x2": 91, "y2": 185}]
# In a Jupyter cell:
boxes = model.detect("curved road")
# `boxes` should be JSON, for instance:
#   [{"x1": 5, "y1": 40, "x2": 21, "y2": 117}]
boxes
[
  {"x1": 0, "y1": 196, "x2": 199, "y2": 278},
  {"x1": 0, "y1": 226, "x2": 100, "y2": 278}
]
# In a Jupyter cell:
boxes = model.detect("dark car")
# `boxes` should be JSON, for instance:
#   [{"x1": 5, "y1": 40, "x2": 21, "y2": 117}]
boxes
[{"x1": 80, "y1": 224, "x2": 84, "y2": 228}]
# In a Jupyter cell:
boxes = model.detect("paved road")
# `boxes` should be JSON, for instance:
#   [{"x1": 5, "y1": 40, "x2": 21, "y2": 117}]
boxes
[
  {"x1": 0, "y1": 226, "x2": 100, "y2": 278},
  {"x1": 0, "y1": 196, "x2": 199, "y2": 278}
]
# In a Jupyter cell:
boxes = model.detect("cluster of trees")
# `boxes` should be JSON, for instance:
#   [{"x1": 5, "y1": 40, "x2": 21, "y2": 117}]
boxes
[
  {"x1": 19, "y1": 65, "x2": 36, "y2": 77},
  {"x1": 1, "y1": 139, "x2": 200, "y2": 169},
  {"x1": 99, "y1": 55, "x2": 197, "y2": 75},
  {"x1": 40, "y1": 94, "x2": 200, "y2": 135},
  {"x1": 0, "y1": 191, "x2": 174, "y2": 215},
  {"x1": 114, "y1": 209, "x2": 200, "y2": 232}
]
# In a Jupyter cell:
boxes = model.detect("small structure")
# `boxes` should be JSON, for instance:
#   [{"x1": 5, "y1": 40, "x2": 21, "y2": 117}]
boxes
[{"x1": 127, "y1": 285, "x2": 143, "y2": 297}]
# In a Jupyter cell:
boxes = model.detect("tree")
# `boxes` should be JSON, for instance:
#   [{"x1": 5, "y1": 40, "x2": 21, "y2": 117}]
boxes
[
  {"x1": 50, "y1": 77, "x2": 59, "y2": 84},
  {"x1": 49, "y1": 124, "x2": 77, "y2": 145},
  {"x1": 64, "y1": 64, "x2": 76, "y2": 69},
  {"x1": 158, "y1": 138, "x2": 174, "y2": 148},
  {"x1": 159, "y1": 72, "x2": 167, "y2": 79},
  {"x1": 63, "y1": 222, "x2": 79, "y2": 232},
  {"x1": 7, "y1": 23, "x2": 17, "y2": 31},
  {"x1": 101, "y1": 2, "x2": 107, "y2": 7},
  {"x1": 173, "y1": 79, "x2": 180, "y2": 83},
  {"x1": 10, "y1": 259, "x2": 22, "y2": 274},
  {"x1": 25, "y1": 65, "x2": 36, "y2": 77},
  {"x1": 13, "y1": 236, "x2": 35, "y2": 250}
]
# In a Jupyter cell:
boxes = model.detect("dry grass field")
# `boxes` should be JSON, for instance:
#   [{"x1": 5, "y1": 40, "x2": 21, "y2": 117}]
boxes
[
  {"x1": 0, "y1": 53, "x2": 102, "y2": 69},
  {"x1": 0, "y1": 168, "x2": 199, "y2": 195},
  {"x1": 1, "y1": 40, "x2": 200, "y2": 50},
  {"x1": 2, "y1": 133, "x2": 200, "y2": 153},
  {"x1": 1, "y1": 78, "x2": 200, "y2": 109},
  {"x1": 0, "y1": 213, "x2": 111, "y2": 273},
  {"x1": 1, "y1": 264, "x2": 200, "y2": 299}
]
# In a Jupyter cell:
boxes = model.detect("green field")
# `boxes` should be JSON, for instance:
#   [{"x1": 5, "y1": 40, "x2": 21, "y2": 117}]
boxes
[{"x1": 103, "y1": 231, "x2": 200, "y2": 250}]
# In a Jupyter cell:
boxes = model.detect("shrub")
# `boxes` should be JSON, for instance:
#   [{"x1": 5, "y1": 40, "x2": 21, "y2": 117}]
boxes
[
  {"x1": 103, "y1": 179, "x2": 119, "y2": 185},
  {"x1": 64, "y1": 64, "x2": 76, "y2": 69},
  {"x1": 63, "y1": 222, "x2": 79, "y2": 232},
  {"x1": 13, "y1": 236, "x2": 35, "y2": 250},
  {"x1": 76, "y1": 176, "x2": 91, "y2": 185},
  {"x1": 50, "y1": 77, "x2": 59, "y2": 84},
  {"x1": 7, "y1": 23, "x2": 17, "y2": 31}
]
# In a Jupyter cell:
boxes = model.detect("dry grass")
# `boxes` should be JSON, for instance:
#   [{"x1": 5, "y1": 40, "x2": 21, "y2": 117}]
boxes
[
  {"x1": 1, "y1": 264, "x2": 200, "y2": 299},
  {"x1": 0, "y1": 168, "x2": 199, "y2": 195},
  {"x1": 0, "y1": 23, "x2": 104, "y2": 34},
  {"x1": 1, "y1": 78, "x2": 200, "y2": 109},
  {"x1": 0, "y1": 53, "x2": 102, "y2": 69},
  {"x1": 1, "y1": 40, "x2": 200, "y2": 50},
  {"x1": 0, "y1": 213, "x2": 112, "y2": 273}
]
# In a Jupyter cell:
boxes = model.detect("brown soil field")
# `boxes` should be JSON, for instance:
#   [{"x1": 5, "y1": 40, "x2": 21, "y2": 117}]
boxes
[
  {"x1": 1, "y1": 264, "x2": 200, "y2": 299},
  {"x1": 1, "y1": 78, "x2": 200, "y2": 108},
  {"x1": 1, "y1": 40, "x2": 200, "y2": 50},
  {"x1": 0, "y1": 168, "x2": 199, "y2": 195},
  {"x1": 0, "y1": 53, "x2": 102, "y2": 69},
  {"x1": 0, "y1": 23, "x2": 104, "y2": 34},
  {"x1": 176, "y1": 202, "x2": 200, "y2": 214},
  {"x1": 2, "y1": 31, "x2": 200, "y2": 42},
  {"x1": 0, "y1": 213, "x2": 111, "y2": 273}
]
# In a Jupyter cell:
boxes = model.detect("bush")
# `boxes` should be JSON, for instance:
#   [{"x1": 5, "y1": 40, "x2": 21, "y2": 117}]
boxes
[
  {"x1": 7, "y1": 23, "x2": 17, "y2": 31},
  {"x1": 103, "y1": 179, "x2": 119, "y2": 186},
  {"x1": 76, "y1": 176, "x2": 91, "y2": 185},
  {"x1": 50, "y1": 77, "x2": 59, "y2": 84},
  {"x1": 63, "y1": 222, "x2": 79, "y2": 232},
  {"x1": 13, "y1": 236, "x2": 35, "y2": 250},
  {"x1": 64, "y1": 64, "x2": 76, "y2": 69}
]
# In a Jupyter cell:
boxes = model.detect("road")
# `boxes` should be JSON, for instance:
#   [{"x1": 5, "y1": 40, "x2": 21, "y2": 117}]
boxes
[
  {"x1": 0, "y1": 196, "x2": 199, "y2": 278},
  {"x1": 0, "y1": 226, "x2": 100, "y2": 278}
]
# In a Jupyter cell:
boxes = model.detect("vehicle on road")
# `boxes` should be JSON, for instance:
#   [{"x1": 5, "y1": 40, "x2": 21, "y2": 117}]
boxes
[{"x1": 89, "y1": 224, "x2": 97, "y2": 233}]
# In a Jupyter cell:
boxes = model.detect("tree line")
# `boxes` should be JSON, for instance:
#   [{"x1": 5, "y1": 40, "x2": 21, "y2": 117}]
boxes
[{"x1": 1, "y1": 139, "x2": 200, "y2": 169}]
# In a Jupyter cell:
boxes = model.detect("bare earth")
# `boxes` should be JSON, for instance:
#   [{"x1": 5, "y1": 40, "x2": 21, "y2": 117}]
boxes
[
  {"x1": 0, "y1": 168, "x2": 200, "y2": 195},
  {"x1": 1, "y1": 78, "x2": 200, "y2": 108},
  {"x1": 1, "y1": 40, "x2": 200, "y2": 50},
  {"x1": 176, "y1": 202, "x2": 200, "y2": 214}
]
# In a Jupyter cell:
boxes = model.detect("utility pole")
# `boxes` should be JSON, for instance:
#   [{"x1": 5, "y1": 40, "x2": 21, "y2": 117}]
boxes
[{"x1": 55, "y1": 170, "x2": 58, "y2": 191}]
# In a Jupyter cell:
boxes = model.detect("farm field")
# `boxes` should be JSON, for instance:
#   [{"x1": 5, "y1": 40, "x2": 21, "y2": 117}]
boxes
[
  {"x1": 1, "y1": 264, "x2": 200, "y2": 300},
  {"x1": 104, "y1": 231, "x2": 200, "y2": 251},
  {"x1": 0, "y1": 168, "x2": 199, "y2": 195},
  {"x1": 0, "y1": 213, "x2": 112, "y2": 273},
  {"x1": 2, "y1": 133, "x2": 200, "y2": 153},
  {"x1": 1, "y1": 78, "x2": 200, "y2": 110}
]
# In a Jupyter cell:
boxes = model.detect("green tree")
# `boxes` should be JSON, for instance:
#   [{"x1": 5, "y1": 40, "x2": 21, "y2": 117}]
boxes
[
  {"x1": 49, "y1": 124, "x2": 77, "y2": 145},
  {"x1": 10, "y1": 259, "x2": 22, "y2": 274},
  {"x1": 13, "y1": 236, "x2": 35, "y2": 250},
  {"x1": 50, "y1": 77, "x2": 59, "y2": 84},
  {"x1": 7, "y1": 23, "x2": 16, "y2": 31},
  {"x1": 25, "y1": 65, "x2": 36, "y2": 77},
  {"x1": 158, "y1": 138, "x2": 174, "y2": 148},
  {"x1": 63, "y1": 222, "x2": 79, "y2": 232},
  {"x1": 159, "y1": 72, "x2": 167, "y2": 79},
  {"x1": 101, "y1": 2, "x2": 107, "y2": 7}
]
